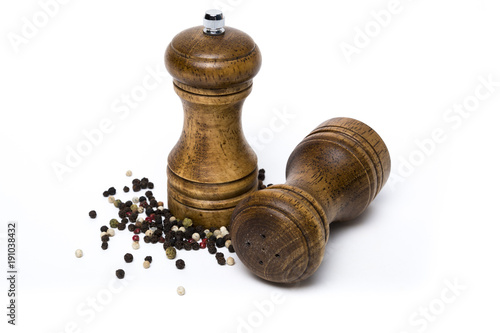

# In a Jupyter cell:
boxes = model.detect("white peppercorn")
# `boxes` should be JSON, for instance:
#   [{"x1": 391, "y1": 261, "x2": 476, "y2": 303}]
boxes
[
  {"x1": 108, "y1": 196, "x2": 115, "y2": 204},
  {"x1": 220, "y1": 226, "x2": 229, "y2": 236},
  {"x1": 100, "y1": 231, "x2": 108, "y2": 238},
  {"x1": 192, "y1": 233, "x2": 200, "y2": 241},
  {"x1": 177, "y1": 286, "x2": 185, "y2": 296},
  {"x1": 143, "y1": 261, "x2": 150, "y2": 269},
  {"x1": 138, "y1": 206, "x2": 144, "y2": 213},
  {"x1": 107, "y1": 229, "x2": 115, "y2": 237},
  {"x1": 171, "y1": 225, "x2": 179, "y2": 232},
  {"x1": 132, "y1": 241, "x2": 140, "y2": 250},
  {"x1": 132, "y1": 196, "x2": 139, "y2": 204},
  {"x1": 216, "y1": 234, "x2": 223, "y2": 239},
  {"x1": 169, "y1": 216, "x2": 177, "y2": 222},
  {"x1": 75, "y1": 249, "x2": 83, "y2": 258},
  {"x1": 227, "y1": 257, "x2": 235, "y2": 266},
  {"x1": 178, "y1": 227, "x2": 186, "y2": 232},
  {"x1": 204, "y1": 229, "x2": 210, "y2": 235},
  {"x1": 225, "y1": 240, "x2": 232, "y2": 248},
  {"x1": 158, "y1": 206, "x2": 164, "y2": 211},
  {"x1": 145, "y1": 230, "x2": 153, "y2": 237},
  {"x1": 126, "y1": 170, "x2": 133, "y2": 177},
  {"x1": 137, "y1": 217, "x2": 144, "y2": 223}
]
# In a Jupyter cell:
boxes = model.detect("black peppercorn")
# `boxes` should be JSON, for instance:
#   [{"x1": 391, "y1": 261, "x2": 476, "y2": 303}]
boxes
[
  {"x1": 89, "y1": 210, "x2": 97, "y2": 219},
  {"x1": 116, "y1": 269, "x2": 125, "y2": 279},
  {"x1": 183, "y1": 242, "x2": 192, "y2": 251},
  {"x1": 216, "y1": 238, "x2": 225, "y2": 248},
  {"x1": 258, "y1": 173, "x2": 265, "y2": 181},
  {"x1": 125, "y1": 200, "x2": 133, "y2": 207},
  {"x1": 124, "y1": 253, "x2": 133, "y2": 263},
  {"x1": 147, "y1": 182, "x2": 154, "y2": 189},
  {"x1": 100, "y1": 225, "x2": 108, "y2": 232},
  {"x1": 209, "y1": 227, "x2": 216, "y2": 232},
  {"x1": 118, "y1": 223, "x2": 126, "y2": 231},
  {"x1": 101, "y1": 235, "x2": 110, "y2": 242},
  {"x1": 215, "y1": 252, "x2": 224, "y2": 259},
  {"x1": 132, "y1": 178, "x2": 140, "y2": 185},
  {"x1": 140, "y1": 181, "x2": 147, "y2": 189},
  {"x1": 228, "y1": 244, "x2": 235, "y2": 253},
  {"x1": 151, "y1": 236, "x2": 158, "y2": 244},
  {"x1": 108, "y1": 187, "x2": 116, "y2": 195},
  {"x1": 209, "y1": 235, "x2": 216, "y2": 243},
  {"x1": 145, "y1": 190, "x2": 153, "y2": 198},
  {"x1": 102, "y1": 191, "x2": 109, "y2": 197},
  {"x1": 163, "y1": 242, "x2": 169, "y2": 250},
  {"x1": 144, "y1": 236, "x2": 151, "y2": 243},
  {"x1": 153, "y1": 229, "x2": 163, "y2": 237},
  {"x1": 145, "y1": 207, "x2": 154, "y2": 216},
  {"x1": 101, "y1": 242, "x2": 109, "y2": 250},
  {"x1": 175, "y1": 241, "x2": 184, "y2": 250},
  {"x1": 141, "y1": 177, "x2": 149, "y2": 183},
  {"x1": 208, "y1": 246, "x2": 217, "y2": 255},
  {"x1": 175, "y1": 259, "x2": 185, "y2": 269},
  {"x1": 159, "y1": 236, "x2": 165, "y2": 244},
  {"x1": 217, "y1": 257, "x2": 226, "y2": 265},
  {"x1": 127, "y1": 224, "x2": 135, "y2": 232},
  {"x1": 133, "y1": 184, "x2": 141, "y2": 192},
  {"x1": 259, "y1": 168, "x2": 265, "y2": 174},
  {"x1": 144, "y1": 256, "x2": 152, "y2": 263},
  {"x1": 123, "y1": 186, "x2": 130, "y2": 193},
  {"x1": 139, "y1": 196, "x2": 147, "y2": 202},
  {"x1": 192, "y1": 242, "x2": 200, "y2": 251},
  {"x1": 149, "y1": 199, "x2": 158, "y2": 208},
  {"x1": 118, "y1": 210, "x2": 127, "y2": 219}
]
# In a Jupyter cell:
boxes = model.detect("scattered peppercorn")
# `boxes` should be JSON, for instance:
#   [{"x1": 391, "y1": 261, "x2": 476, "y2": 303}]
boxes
[
  {"x1": 124, "y1": 253, "x2": 133, "y2": 263},
  {"x1": 143, "y1": 261, "x2": 151, "y2": 269},
  {"x1": 175, "y1": 259, "x2": 185, "y2": 269},
  {"x1": 108, "y1": 187, "x2": 117, "y2": 195},
  {"x1": 89, "y1": 210, "x2": 97, "y2": 219},
  {"x1": 144, "y1": 256, "x2": 152, "y2": 263},
  {"x1": 228, "y1": 244, "x2": 235, "y2": 253},
  {"x1": 227, "y1": 257, "x2": 235, "y2": 266},
  {"x1": 107, "y1": 229, "x2": 115, "y2": 237},
  {"x1": 217, "y1": 257, "x2": 226, "y2": 265},
  {"x1": 215, "y1": 252, "x2": 224, "y2": 259},
  {"x1": 225, "y1": 240, "x2": 232, "y2": 248},
  {"x1": 126, "y1": 170, "x2": 133, "y2": 177},
  {"x1": 123, "y1": 186, "x2": 130, "y2": 193},
  {"x1": 177, "y1": 286, "x2": 185, "y2": 296},
  {"x1": 113, "y1": 200, "x2": 122, "y2": 208},
  {"x1": 132, "y1": 241, "x2": 140, "y2": 250},
  {"x1": 101, "y1": 242, "x2": 108, "y2": 250},
  {"x1": 133, "y1": 184, "x2": 141, "y2": 192},
  {"x1": 132, "y1": 235, "x2": 139, "y2": 242},
  {"x1": 192, "y1": 242, "x2": 200, "y2": 251},
  {"x1": 116, "y1": 269, "x2": 125, "y2": 279},
  {"x1": 166, "y1": 247, "x2": 177, "y2": 259},
  {"x1": 100, "y1": 225, "x2": 108, "y2": 232},
  {"x1": 208, "y1": 246, "x2": 217, "y2": 254},
  {"x1": 75, "y1": 249, "x2": 83, "y2": 258},
  {"x1": 147, "y1": 182, "x2": 154, "y2": 189},
  {"x1": 109, "y1": 219, "x2": 119, "y2": 228},
  {"x1": 216, "y1": 237, "x2": 225, "y2": 248},
  {"x1": 103, "y1": 191, "x2": 109, "y2": 197},
  {"x1": 101, "y1": 235, "x2": 110, "y2": 242}
]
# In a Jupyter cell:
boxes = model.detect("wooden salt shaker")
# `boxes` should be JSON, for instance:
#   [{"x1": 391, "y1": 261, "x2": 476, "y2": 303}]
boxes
[
  {"x1": 230, "y1": 118, "x2": 391, "y2": 283},
  {"x1": 165, "y1": 10, "x2": 262, "y2": 228}
]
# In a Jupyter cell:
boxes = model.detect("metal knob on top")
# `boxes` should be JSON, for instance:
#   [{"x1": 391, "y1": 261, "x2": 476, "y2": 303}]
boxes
[{"x1": 203, "y1": 9, "x2": 225, "y2": 35}]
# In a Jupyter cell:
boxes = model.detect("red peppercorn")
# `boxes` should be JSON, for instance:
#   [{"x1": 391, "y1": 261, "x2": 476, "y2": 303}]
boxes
[
  {"x1": 132, "y1": 235, "x2": 139, "y2": 242},
  {"x1": 200, "y1": 242, "x2": 207, "y2": 249},
  {"x1": 134, "y1": 228, "x2": 140, "y2": 234},
  {"x1": 145, "y1": 217, "x2": 152, "y2": 223},
  {"x1": 126, "y1": 212, "x2": 131, "y2": 216}
]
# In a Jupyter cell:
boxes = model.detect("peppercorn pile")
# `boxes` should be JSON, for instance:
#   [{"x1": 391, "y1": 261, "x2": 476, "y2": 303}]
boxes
[{"x1": 86, "y1": 169, "x2": 271, "y2": 283}]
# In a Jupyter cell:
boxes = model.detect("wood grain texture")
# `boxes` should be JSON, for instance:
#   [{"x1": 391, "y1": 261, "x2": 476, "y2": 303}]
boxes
[
  {"x1": 165, "y1": 25, "x2": 261, "y2": 228},
  {"x1": 230, "y1": 117, "x2": 391, "y2": 283}
]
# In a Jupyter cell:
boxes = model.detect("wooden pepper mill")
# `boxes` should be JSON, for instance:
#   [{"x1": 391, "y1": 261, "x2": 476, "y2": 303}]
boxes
[
  {"x1": 165, "y1": 10, "x2": 262, "y2": 228},
  {"x1": 230, "y1": 117, "x2": 391, "y2": 283}
]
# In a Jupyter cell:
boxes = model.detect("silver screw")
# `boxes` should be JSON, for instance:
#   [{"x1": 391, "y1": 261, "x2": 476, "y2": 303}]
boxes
[{"x1": 203, "y1": 9, "x2": 225, "y2": 35}]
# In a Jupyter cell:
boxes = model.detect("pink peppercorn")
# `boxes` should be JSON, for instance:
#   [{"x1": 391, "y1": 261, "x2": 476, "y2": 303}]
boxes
[
  {"x1": 132, "y1": 235, "x2": 139, "y2": 242},
  {"x1": 134, "y1": 228, "x2": 141, "y2": 234}
]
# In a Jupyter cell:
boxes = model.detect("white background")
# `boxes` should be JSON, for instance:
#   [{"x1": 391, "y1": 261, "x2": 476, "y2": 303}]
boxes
[{"x1": 1, "y1": 0, "x2": 499, "y2": 332}]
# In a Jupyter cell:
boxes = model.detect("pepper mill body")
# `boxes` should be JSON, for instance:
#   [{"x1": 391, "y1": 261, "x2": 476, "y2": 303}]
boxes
[
  {"x1": 165, "y1": 12, "x2": 262, "y2": 228},
  {"x1": 230, "y1": 118, "x2": 391, "y2": 283}
]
